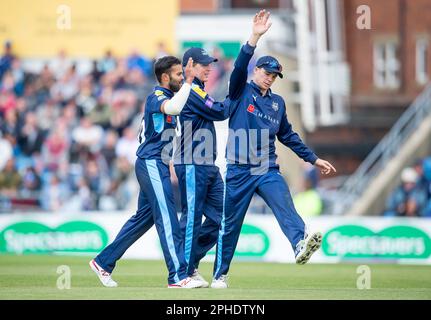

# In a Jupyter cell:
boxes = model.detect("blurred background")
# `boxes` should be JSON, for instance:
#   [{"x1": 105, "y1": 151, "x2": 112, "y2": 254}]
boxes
[{"x1": 0, "y1": 0, "x2": 430, "y2": 264}]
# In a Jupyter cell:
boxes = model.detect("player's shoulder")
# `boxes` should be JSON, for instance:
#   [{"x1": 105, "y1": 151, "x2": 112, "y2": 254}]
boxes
[
  {"x1": 191, "y1": 83, "x2": 208, "y2": 100},
  {"x1": 270, "y1": 91, "x2": 284, "y2": 101},
  {"x1": 149, "y1": 89, "x2": 168, "y2": 103}
]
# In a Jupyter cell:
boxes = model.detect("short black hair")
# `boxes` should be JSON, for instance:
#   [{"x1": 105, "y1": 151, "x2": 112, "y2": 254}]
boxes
[{"x1": 154, "y1": 56, "x2": 182, "y2": 83}]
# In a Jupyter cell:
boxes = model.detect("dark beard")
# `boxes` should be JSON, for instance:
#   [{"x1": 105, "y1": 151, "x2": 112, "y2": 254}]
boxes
[{"x1": 168, "y1": 78, "x2": 182, "y2": 93}]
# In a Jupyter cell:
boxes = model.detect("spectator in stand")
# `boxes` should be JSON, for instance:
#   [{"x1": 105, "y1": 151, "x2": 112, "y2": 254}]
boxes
[
  {"x1": 17, "y1": 111, "x2": 46, "y2": 158},
  {"x1": 98, "y1": 50, "x2": 117, "y2": 74},
  {"x1": 0, "y1": 79, "x2": 17, "y2": 115},
  {"x1": 0, "y1": 131, "x2": 13, "y2": 171},
  {"x1": 126, "y1": 49, "x2": 152, "y2": 78},
  {"x1": 421, "y1": 157, "x2": 431, "y2": 217},
  {"x1": 90, "y1": 60, "x2": 103, "y2": 83},
  {"x1": 15, "y1": 98, "x2": 28, "y2": 128},
  {"x1": 384, "y1": 167, "x2": 428, "y2": 217},
  {"x1": 42, "y1": 123, "x2": 69, "y2": 173},
  {"x1": 100, "y1": 130, "x2": 119, "y2": 172},
  {"x1": 303, "y1": 162, "x2": 319, "y2": 189},
  {"x1": 34, "y1": 64, "x2": 55, "y2": 101},
  {"x1": 36, "y1": 98, "x2": 60, "y2": 131},
  {"x1": 104, "y1": 155, "x2": 133, "y2": 210},
  {"x1": 11, "y1": 58, "x2": 24, "y2": 96},
  {"x1": 89, "y1": 97, "x2": 113, "y2": 129},
  {"x1": 51, "y1": 63, "x2": 80, "y2": 103},
  {"x1": 60, "y1": 101, "x2": 79, "y2": 132},
  {"x1": 21, "y1": 166, "x2": 42, "y2": 197},
  {"x1": 40, "y1": 174, "x2": 69, "y2": 211},
  {"x1": 109, "y1": 93, "x2": 134, "y2": 134},
  {"x1": 71, "y1": 116, "x2": 104, "y2": 155},
  {"x1": 76, "y1": 75, "x2": 97, "y2": 117},
  {"x1": 75, "y1": 177, "x2": 93, "y2": 211},
  {"x1": 115, "y1": 126, "x2": 139, "y2": 166},
  {"x1": 123, "y1": 67, "x2": 148, "y2": 105},
  {"x1": 84, "y1": 159, "x2": 107, "y2": 210},
  {"x1": 0, "y1": 109, "x2": 19, "y2": 137},
  {"x1": 0, "y1": 41, "x2": 15, "y2": 80},
  {"x1": 293, "y1": 176, "x2": 323, "y2": 217},
  {"x1": 49, "y1": 49, "x2": 72, "y2": 80},
  {"x1": 0, "y1": 158, "x2": 21, "y2": 198}
]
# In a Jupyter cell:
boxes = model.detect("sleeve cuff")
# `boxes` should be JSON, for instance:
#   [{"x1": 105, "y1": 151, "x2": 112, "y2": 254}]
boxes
[
  {"x1": 243, "y1": 42, "x2": 256, "y2": 55},
  {"x1": 308, "y1": 154, "x2": 318, "y2": 165}
]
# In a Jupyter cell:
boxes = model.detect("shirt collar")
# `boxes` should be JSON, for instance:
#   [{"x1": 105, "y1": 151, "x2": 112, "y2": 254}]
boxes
[
  {"x1": 155, "y1": 86, "x2": 174, "y2": 98},
  {"x1": 192, "y1": 77, "x2": 205, "y2": 89},
  {"x1": 250, "y1": 81, "x2": 272, "y2": 97}
]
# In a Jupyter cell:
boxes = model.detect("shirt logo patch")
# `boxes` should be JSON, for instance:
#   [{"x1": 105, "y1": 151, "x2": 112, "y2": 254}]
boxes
[
  {"x1": 155, "y1": 90, "x2": 164, "y2": 96},
  {"x1": 247, "y1": 104, "x2": 280, "y2": 125},
  {"x1": 252, "y1": 95, "x2": 257, "y2": 102},
  {"x1": 166, "y1": 115, "x2": 173, "y2": 123},
  {"x1": 192, "y1": 85, "x2": 208, "y2": 99},
  {"x1": 158, "y1": 95, "x2": 167, "y2": 101},
  {"x1": 272, "y1": 102, "x2": 279, "y2": 112},
  {"x1": 205, "y1": 96, "x2": 214, "y2": 108}
]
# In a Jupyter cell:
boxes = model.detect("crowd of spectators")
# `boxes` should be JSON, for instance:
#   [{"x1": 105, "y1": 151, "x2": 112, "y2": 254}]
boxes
[
  {"x1": 0, "y1": 41, "x2": 234, "y2": 213},
  {"x1": 383, "y1": 157, "x2": 431, "y2": 217}
]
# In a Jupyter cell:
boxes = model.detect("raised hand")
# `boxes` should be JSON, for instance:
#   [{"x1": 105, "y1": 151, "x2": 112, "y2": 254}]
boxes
[
  {"x1": 252, "y1": 9, "x2": 272, "y2": 36},
  {"x1": 184, "y1": 57, "x2": 196, "y2": 84}
]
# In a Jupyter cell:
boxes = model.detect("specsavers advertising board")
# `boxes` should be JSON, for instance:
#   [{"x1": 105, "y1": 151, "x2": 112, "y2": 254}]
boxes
[{"x1": 0, "y1": 213, "x2": 430, "y2": 264}]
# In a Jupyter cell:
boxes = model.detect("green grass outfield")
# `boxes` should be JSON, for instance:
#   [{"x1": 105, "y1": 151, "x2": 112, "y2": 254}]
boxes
[{"x1": 0, "y1": 255, "x2": 430, "y2": 300}]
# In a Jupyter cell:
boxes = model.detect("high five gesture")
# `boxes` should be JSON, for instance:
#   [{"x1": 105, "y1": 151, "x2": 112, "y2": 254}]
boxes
[{"x1": 249, "y1": 9, "x2": 272, "y2": 47}]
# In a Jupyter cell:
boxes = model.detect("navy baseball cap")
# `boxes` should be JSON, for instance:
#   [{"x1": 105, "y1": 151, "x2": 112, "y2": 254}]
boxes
[
  {"x1": 256, "y1": 56, "x2": 283, "y2": 78},
  {"x1": 182, "y1": 47, "x2": 218, "y2": 66}
]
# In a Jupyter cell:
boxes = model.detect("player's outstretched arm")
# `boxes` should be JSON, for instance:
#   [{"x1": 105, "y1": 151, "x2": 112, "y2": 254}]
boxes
[
  {"x1": 229, "y1": 10, "x2": 272, "y2": 100},
  {"x1": 161, "y1": 57, "x2": 196, "y2": 115}
]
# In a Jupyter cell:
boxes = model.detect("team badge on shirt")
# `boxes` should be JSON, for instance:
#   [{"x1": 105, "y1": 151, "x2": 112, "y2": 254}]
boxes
[{"x1": 272, "y1": 102, "x2": 279, "y2": 112}]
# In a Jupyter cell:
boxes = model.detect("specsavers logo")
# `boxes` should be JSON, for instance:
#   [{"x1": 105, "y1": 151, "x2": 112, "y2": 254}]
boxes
[
  {"x1": 322, "y1": 225, "x2": 431, "y2": 259},
  {"x1": 0, "y1": 221, "x2": 109, "y2": 254}
]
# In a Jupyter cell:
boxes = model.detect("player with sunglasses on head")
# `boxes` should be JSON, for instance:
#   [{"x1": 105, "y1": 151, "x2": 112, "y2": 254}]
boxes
[{"x1": 211, "y1": 10, "x2": 336, "y2": 289}]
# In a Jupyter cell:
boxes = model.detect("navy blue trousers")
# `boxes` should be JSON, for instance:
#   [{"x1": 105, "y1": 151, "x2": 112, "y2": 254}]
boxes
[
  {"x1": 213, "y1": 165, "x2": 306, "y2": 279},
  {"x1": 175, "y1": 164, "x2": 223, "y2": 275},
  {"x1": 95, "y1": 158, "x2": 188, "y2": 284}
]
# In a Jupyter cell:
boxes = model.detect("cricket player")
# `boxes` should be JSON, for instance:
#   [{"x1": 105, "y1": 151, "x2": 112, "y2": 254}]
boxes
[
  {"x1": 211, "y1": 10, "x2": 336, "y2": 289},
  {"x1": 173, "y1": 47, "x2": 230, "y2": 287},
  {"x1": 90, "y1": 56, "x2": 205, "y2": 289}
]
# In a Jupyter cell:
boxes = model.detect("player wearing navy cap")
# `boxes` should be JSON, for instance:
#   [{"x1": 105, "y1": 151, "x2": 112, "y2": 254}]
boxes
[
  {"x1": 211, "y1": 10, "x2": 336, "y2": 289},
  {"x1": 173, "y1": 46, "x2": 229, "y2": 287},
  {"x1": 89, "y1": 56, "x2": 205, "y2": 289}
]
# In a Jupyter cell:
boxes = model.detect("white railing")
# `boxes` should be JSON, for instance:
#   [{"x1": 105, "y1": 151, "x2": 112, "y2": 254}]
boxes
[{"x1": 332, "y1": 84, "x2": 431, "y2": 215}]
